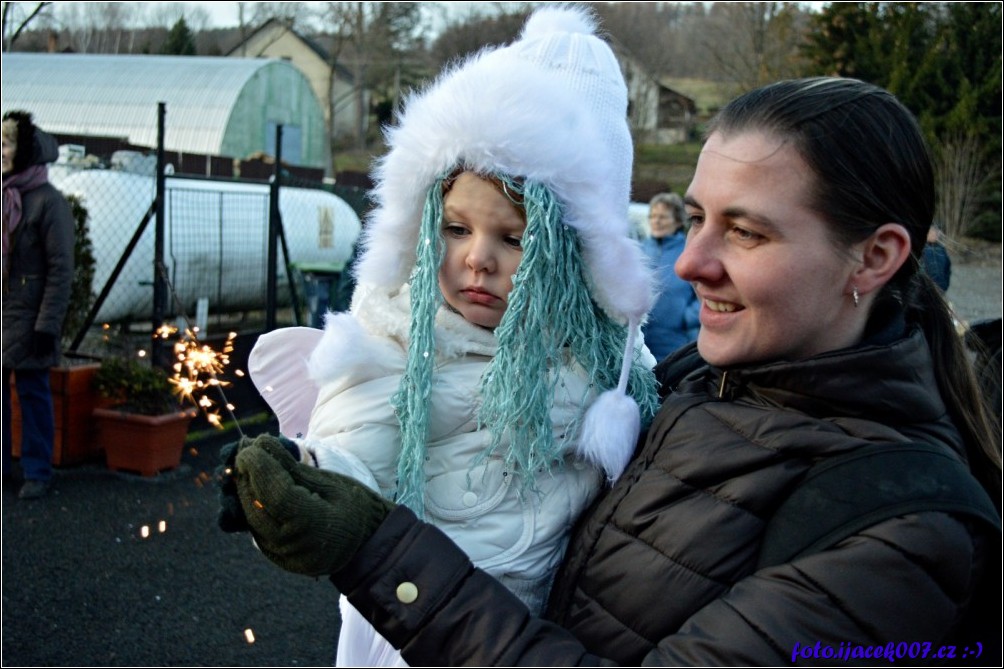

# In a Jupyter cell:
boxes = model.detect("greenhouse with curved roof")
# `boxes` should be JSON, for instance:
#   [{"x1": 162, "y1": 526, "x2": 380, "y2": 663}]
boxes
[{"x1": 1, "y1": 52, "x2": 328, "y2": 170}]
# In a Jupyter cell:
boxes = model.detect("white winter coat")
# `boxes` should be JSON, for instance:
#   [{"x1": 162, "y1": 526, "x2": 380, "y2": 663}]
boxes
[
  {"x1": 305, "y1": 283, "x2": 603, "y2": 607},
  {"x1": 249, "y1": 282, "x2": 607, "y2": 666}
]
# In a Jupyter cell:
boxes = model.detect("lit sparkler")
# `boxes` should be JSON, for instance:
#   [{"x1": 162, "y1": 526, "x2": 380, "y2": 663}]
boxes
[
  {"x1": 149, "y1": 262, "x2": 245, "y2": 436},
  {"x1": 154, "y1": 327, "x2": 240, "y2": 432}
]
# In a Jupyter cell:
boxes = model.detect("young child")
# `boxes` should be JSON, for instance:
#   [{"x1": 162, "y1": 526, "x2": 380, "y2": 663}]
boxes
[{"x1": 242, "y1": 6, "x2": 659, "y2": 666}]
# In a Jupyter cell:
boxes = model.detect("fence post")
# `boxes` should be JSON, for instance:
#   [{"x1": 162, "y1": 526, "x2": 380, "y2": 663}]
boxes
[
  {"x1": 267, "y1": 124, "x2": 283, "y2": 330},
  {"x1": 152, "y1": 102, "x2": 168, "y2": 368}
]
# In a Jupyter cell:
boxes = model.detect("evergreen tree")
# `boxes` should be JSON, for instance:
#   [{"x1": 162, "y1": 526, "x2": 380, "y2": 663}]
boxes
[
  {"x1": 801, "y1": 2, "x2": 887, "y2": 82},
  {"x1": 161, "y1": 17, "x2": 196, "y2": 56},
  {"x1": 803, "y1": 2, "x2": 1001, "y2": 241}
]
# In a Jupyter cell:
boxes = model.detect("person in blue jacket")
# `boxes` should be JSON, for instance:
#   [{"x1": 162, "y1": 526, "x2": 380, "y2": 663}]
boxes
[
  {"x1": 640, "y1": 192, "x2": 700, "y2": 360},
  {"x1": 922, "y1": 224, "x2": 952, "y2": 292}
]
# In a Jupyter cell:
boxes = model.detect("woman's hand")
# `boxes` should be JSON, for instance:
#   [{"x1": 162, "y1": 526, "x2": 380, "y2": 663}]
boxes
[
  {"x1": 216, "y1": 434, "x2": 300, "y2": 534},
  {"x1": 232, "y1": 433, "x2": 395, "y2": 577}
]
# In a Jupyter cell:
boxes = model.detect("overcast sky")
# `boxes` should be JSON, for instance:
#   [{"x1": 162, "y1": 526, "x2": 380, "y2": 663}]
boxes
[
  {"x1": 173, "y1": 1, "x2": 496, "y2": 30},
  {"x1": 201, "y1": 2, "x2": 241, "y2": 28}
]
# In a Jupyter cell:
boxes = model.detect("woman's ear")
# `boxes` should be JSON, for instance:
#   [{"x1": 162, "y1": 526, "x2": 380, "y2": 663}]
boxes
[{"x1": 851, "y1": 223, "x2": 912, "y2": 296}]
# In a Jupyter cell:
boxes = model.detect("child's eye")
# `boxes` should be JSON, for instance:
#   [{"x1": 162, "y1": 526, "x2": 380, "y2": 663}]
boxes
[
  {"x1": 505, "y1": 236, "x2": 523, "y2": 249},
  {"x1": 443, "y1": 223, "x2": 469, "y2": 237}
]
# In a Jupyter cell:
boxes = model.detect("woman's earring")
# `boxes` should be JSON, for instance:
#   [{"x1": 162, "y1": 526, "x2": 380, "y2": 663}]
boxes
[{"x1": 852, "y1": 286, "x2": 860, "y2": 307}]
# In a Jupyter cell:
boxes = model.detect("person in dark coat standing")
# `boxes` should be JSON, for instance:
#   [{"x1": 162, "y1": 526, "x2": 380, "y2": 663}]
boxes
[{"x1": 2, "y1": 110, "x2": 75, "y2": 500}]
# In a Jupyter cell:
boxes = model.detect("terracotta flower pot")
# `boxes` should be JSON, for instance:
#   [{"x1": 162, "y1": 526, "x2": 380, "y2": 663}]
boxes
[
  {"x1": 9, "y1": 363, "x2": 110, "y2": 466},
  {"x1": 94, "y1": 407, "x2": 198, "y2": 477}
]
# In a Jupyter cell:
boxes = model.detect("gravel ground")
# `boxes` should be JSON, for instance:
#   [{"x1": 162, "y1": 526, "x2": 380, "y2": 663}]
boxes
[
  {"x1": 2, "y1": 246, "x2": 1000, "y2": 668},
  {"x1": 947, "y1": 257, "x2": 1003, "y2": 326}
]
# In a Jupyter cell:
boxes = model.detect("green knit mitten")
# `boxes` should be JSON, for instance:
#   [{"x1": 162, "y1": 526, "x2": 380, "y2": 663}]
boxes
[{"x1": 235, "y1": 433, "x2": 395, "y2": 577}]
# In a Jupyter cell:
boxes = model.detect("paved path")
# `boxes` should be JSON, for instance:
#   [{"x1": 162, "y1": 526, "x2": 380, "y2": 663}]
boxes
[{"x1": 2, "y1": 427, "x2": 340, "y2": 667}]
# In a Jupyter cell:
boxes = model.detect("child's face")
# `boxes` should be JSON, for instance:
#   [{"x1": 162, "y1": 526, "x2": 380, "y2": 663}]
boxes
[{"x1": 438, "y1": 172, "x2": 526, "y2": 329}]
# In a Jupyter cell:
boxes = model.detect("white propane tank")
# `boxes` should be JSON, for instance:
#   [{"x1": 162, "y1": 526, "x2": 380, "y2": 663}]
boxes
[{"x1": 50, "y1": 164, "x2": 361, "y2": 324}]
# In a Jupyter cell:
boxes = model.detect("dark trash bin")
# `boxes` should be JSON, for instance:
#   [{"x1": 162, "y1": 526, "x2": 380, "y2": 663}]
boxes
[{"x1": 296, "y1": 264, "x2": 343, "y2": 328}]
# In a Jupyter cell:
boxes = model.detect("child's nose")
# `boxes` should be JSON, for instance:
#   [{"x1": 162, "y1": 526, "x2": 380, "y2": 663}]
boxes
[{"x1": 466, "y1": 239, "x2": 496, "y2": 272}]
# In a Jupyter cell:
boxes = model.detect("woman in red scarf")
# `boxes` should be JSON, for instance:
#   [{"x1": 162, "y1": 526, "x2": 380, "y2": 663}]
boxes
[{"x1": 2, "y1": 110, "x2": 75, "y2": 500}]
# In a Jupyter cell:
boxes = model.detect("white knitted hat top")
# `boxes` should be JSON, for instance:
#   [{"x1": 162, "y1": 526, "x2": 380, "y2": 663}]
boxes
[{"x1": 354, "y1": 5, "x2": 654, "y2": 324}]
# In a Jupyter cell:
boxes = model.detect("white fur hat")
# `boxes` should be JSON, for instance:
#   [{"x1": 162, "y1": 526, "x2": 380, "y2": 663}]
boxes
[{"x1": 354, "y1": 4, "x2": 653, "y2": 324}]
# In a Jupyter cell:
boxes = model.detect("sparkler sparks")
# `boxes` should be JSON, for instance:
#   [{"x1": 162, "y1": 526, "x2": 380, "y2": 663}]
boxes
[
  {"x1": 138, "y1": 520, "x2": 168, "y2": 539},
  {"x1": 154, "y1": 327, "x2": 240, "y2": 431},
  {"x1": 101, "y1": 320, "x2": 243, "y2": 434}
]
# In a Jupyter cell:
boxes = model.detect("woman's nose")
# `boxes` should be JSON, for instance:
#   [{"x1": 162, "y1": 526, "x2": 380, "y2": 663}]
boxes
[{"x1": 675, "y1": 226, "x2": 716, "y2": 283}]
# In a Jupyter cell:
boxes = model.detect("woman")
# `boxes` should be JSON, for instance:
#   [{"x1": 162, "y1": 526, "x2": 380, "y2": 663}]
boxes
[
  {"x1": 641, "y1": 191, "x2": 700, "y2": 360},
  {"x1": 227, "y1": 77, "x2": 1000, "y2": 665},
  {"x1": 2, "y1": 110, "x2": 75, "y2": 500}
]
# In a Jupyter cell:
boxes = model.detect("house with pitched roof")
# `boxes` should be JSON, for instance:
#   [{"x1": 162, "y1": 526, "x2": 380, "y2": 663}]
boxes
[{"x1": 227, "y1": 19, "x2": 366, "y2": 149}]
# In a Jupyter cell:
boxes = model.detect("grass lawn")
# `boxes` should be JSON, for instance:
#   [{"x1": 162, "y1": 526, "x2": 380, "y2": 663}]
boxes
[{"x1": 662, "y1": 77, "x2": 741, "y2": 116}]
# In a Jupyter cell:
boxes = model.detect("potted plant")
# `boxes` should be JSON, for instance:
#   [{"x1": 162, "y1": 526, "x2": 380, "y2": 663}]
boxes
[{"x1": 92, "y1": 354, "x2": 197, "y2": 477}]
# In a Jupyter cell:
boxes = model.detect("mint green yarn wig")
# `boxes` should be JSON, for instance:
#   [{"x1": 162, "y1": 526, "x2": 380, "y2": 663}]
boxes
[{"x1": 391, "y1": 170, "x2": 659, "y2": 516}]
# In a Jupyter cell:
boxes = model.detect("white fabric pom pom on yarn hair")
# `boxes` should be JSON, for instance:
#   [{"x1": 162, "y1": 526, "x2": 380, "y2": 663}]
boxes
[{"x1": 575, "y1": 317, "x2": 644, "y2": 483}]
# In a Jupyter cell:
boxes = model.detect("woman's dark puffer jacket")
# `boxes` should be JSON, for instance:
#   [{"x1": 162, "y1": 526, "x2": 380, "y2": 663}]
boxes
[{"x1": 332, "y1": 327, "x2": 989, "y2": 666}]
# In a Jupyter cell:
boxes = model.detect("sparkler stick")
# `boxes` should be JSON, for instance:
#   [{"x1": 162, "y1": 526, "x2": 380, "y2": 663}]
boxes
[{"x1": 153, "y1": 262, "x2": 245, "y2": 437}]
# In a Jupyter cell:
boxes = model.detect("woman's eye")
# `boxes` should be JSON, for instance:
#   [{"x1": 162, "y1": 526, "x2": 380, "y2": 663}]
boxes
[
  {"x1": 505, "y1": 236, "x2": 523, "y2": 249},
  {"x1": 443, "y1": 223, "x2": 468, "y2": 237},
  {"x1": 730, "y1": 226, "x2": 761, "y2": 243},
  {"x1": 686, "y1": 214, "x2": 704, "y2": 228}
]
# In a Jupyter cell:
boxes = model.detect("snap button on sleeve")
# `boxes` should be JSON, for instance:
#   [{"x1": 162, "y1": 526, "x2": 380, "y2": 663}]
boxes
[
  {"x1": 396, "y1": 581, "x2": 419, "y2": 604},
  {"x1": 462, "y1": 491, "x2": 478, "y2": 507}
]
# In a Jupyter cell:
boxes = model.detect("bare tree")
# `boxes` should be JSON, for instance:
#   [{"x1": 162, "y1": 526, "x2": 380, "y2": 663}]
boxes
[
  {"x1": 52, "y1": 1, "x2": 142, "y2": 53},
  {"x1": 934, "y1": 133, "x2": 988, "y2": 241},
  {"x1": 92, "y1": 2, "x2": 127, "y2": 53},
  {"x1": 246, "y1": 0, "x2": 308, "y2": 30},
  {"x1": 57, "y1": 1, "x2": 94, "y2": 52},
  {"x1": 314, "y1": 2, "x2": 425, "y2": 155},
  {"x1": 2, "y1": 1, "x2": 52, "y2": 51},
  {"x1": 591, "y1": 2, "x2": 686, "y2": 76},
  {"x1": 146, "y1": 2, "x2": 188, "y2": 28},
  {"x1": 429, "y1": 3, "x2": 528, "y2": 68},
  {"x1": 233, "y1": 1, "x2": 308, "y2": 56},
  {"x1": 699, "y1": 2, "x2": 809, "y2": 90}
]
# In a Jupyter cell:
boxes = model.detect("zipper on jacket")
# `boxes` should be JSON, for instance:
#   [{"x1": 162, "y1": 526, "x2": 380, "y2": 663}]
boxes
[{"x1": 718, "y1": 371, "x2": 728, "y2": 398}]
